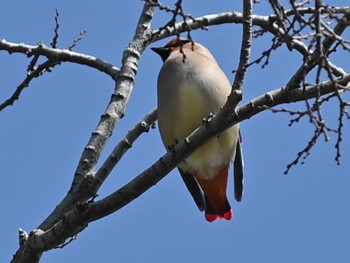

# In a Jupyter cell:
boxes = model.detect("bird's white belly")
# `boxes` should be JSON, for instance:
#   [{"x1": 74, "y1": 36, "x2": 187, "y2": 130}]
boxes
[
  {"x1": 159, "y1": 82, "x2": 239, "y2": 180},
  {"x1": 178, "y1": 125, "x2": 238, "y2": 180}
]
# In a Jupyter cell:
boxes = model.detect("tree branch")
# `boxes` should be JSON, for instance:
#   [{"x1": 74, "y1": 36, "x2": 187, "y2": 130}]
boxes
[
  {"x1": 36, "y1": 0, "x2": 155, "y2": 230},
  {"x1": 15, "y1": 74, "x2": 350, "y2": 260},
  {"x1": 285, "y1": 9, "x2": 350, "y2": 91},
  {"x1": 8, "y1": 3, "x2": 350, "y2": 262},
  {"x1": 10, "y1": 1, "x2": 156, "y2": 262},
  {"x1": 232, "y1": 0, "x2": 253, "y2": 91},
  {"x1": 150, "y1": 7, "x2": 346, "y2": 56},
  {"x1": 89, "y1": 109, "x2": 157, "y2": 194},
  {"x1": 0, "y1": 58, "x2": 59, "y2": 111},
  {"x1": 0, "y1": 40, "x2": 120, "y2": 81}
]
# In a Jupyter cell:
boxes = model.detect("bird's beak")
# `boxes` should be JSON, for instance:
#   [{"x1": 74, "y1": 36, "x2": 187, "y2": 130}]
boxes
[
  {"x1": 151, "y1": 47, "x2": 169, "y2": 62},
  {"x1": 151, "y1": 47, "x2": 166, "y2": 55}
]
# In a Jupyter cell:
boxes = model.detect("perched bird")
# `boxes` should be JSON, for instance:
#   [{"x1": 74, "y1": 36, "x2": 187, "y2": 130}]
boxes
[{"x1": 152, "y1": 38, "x2": 244, "y2": 222}]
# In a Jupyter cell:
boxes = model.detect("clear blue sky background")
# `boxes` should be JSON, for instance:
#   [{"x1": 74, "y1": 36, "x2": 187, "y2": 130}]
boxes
[{"x1": 1, "y1": 1, "x2": 350, "y2": 262}]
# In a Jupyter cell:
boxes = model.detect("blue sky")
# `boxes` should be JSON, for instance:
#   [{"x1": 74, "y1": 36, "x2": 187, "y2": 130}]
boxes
[{"x1": 1, "y1": 1, "x2": 350, "y2": 262}]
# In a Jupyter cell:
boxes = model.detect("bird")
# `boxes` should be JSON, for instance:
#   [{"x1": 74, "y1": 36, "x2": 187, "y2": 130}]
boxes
[{"x1": 152, "y1": 38, "x2": 244, "y2": 222}]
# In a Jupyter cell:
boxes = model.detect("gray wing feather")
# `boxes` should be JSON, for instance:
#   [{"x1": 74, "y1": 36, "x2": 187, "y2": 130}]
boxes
[
  {"x1": 234, "y1": 131, "x2": 244, "y2": 202},
  {"x1": 178, "y1": 168, "x2": 205, "y2": 211}
]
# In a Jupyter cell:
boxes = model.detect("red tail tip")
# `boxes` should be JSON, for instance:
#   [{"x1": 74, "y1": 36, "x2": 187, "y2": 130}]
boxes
[
  {"x1": 222, "y1": 209, "x2": 233, "y2": 220},
  {"x1": 205, "y1": 209, "x2": 233, "y2": 222},
  {"x1": 205, "y1": 213, "x2": 218, "y2": 222}
]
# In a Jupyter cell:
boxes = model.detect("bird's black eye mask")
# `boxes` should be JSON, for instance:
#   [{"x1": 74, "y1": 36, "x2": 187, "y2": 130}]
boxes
[{"x1": 151, "y1": 38, "x2": 192, "y2": 62}]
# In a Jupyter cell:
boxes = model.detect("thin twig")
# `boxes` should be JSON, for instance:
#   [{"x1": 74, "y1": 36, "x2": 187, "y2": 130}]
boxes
[
  {"x1": 69, "y1": 30, "x2": 87, "y2": 51},
  {"x1": 51, "y1": 9, "x2": 60, "y2": 48},
  {"x1": 0, "y1": 58, "x2": 58, "y2": 111}
]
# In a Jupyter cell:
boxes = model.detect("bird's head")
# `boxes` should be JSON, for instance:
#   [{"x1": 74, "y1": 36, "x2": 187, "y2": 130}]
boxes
[{"x1": 151, "y1": 38, "x2": 193, "y2": 62}]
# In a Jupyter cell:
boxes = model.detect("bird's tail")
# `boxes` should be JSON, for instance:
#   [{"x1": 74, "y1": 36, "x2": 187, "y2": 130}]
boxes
[{"x1": 196, "y1": 165, "x2": 233, "y2": 222}]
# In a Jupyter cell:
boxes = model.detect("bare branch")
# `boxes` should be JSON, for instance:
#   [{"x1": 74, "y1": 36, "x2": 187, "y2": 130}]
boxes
[
  {"x1": 151, "y1": 11, "x2": 310, "y2": 58},
  {"x1": 0, "y1": 39, "x2": 119, "y2": 111},
  {"x1": 7, "y1": 3, "x2": 350, "y2": 262},
  {"x1": 10, "y1": 1, "x2": 156, "y2": 262},
  {"x1": 69, "y1": 30, "x2": 87, "y2": 51},
  {"x1": 51, "y1": 9, "x2": 60, "y2": 48},
  {"x1": 89, "y1": 109, "x2": 157, "y2": 195},
  {"x1": 232, "y1": 0, "x2": 253, "y2": 91},
  {"x1": 285, "y1": 10, "x2": 350, "y2": 91},
  {"x1": 14, "y1": 74, "x2": 350, "y2": 259},
  {"x1": 0, "y1": 58, "x2": 59, "y2": 111},
  {"x1": 148, "y1": 0, "x2": 205, "y2": 30},
  {"x1": 27, "y1": 54, "x2": 40, "y2": 72},
  {"x1": 0, "y1": 40, "x2": 120, "y2": 81},
  {"x1": 284, "y1": 124, "x2": 324, "y2": 175}
]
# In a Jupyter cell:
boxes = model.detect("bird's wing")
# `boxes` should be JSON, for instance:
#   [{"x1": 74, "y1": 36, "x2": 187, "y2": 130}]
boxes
[
  {"x1": 178, "y1": 168, "x2": 205, "y2": 211},
  {"x1": 234, "y1": 131, "x2": 244, "y2": 202}
]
